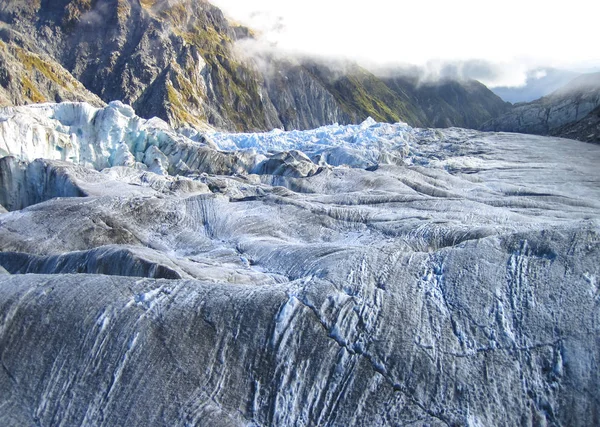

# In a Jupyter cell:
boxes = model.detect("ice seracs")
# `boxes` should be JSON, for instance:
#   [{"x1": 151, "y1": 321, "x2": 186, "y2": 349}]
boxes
[
  {"x1": 0, "y1": 102, "x2": 417, "y2": 178},
  {"x1": 1, "y1": 102, "x2": 518, "y2": 178},
  {"x1": 0, "y1": 101, "x2": 216, "y2": 173},
  {"x1": 210, "y1": 117, "x2": 414, "y2": 168}
]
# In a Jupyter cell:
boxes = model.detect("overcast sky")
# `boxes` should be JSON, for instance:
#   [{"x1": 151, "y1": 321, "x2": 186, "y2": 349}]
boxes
[{"x1": 211, "y1": 0, "x2": 599, "y2": 87}]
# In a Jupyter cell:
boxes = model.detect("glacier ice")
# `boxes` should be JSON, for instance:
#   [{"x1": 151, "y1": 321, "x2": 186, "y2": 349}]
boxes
[
  {"x1": 0, "y1": 102, "x2": 448, "y2": 176},
  {"x1": 0, "y1": 102, "x2": 599, "y2": 426},
  {"x1": 209, "y1": 116, "x2": 415, "y2": 168},
  {"x1": 0, "y1": 101, "x2": 253, "y2": 176}
]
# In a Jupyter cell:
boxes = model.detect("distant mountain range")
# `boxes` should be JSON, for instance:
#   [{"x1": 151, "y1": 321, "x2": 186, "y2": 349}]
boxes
[{"x1": 0, "y1": 0, "x2": 509, "y2": 132}]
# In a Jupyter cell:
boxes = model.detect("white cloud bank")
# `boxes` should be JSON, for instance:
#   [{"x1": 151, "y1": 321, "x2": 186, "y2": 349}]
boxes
[{"x1": 212, "y1": 0, "x2": 599, "y2": 87}]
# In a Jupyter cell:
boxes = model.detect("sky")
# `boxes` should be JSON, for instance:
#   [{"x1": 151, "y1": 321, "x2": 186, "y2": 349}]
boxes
[{"x1": 211, "y1": 0, "x2": 599, "y2": 87}]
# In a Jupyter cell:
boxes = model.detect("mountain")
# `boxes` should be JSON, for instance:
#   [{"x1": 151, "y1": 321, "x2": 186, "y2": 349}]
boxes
[
  {"x1": 481, "y1": 72, "x2": 600, "y2": 138},
  {"x1": 492, "y1": 68, "x2": 581, "y2": 103},
  {"x1": 551, "y1": 104, "x2": 600, "y2": 143},
  {"x1": 1, "y1": 102, "x2": 600, "y2": 425},
  {"x1": 0, "y1": 0, "x2": 508, "y2": 132},
  {"x1": 1, "y1": 0, "x2": 282, "y2": 131},
  {"x1": 0, "y1": 26, "x2": 103, "y2": 107},
  {"x1": 381, "y1": 73, "x2": 511, "y2": 128}
]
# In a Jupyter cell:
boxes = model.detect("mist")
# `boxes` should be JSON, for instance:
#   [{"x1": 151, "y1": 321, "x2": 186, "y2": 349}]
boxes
[{"x1": 212, "y1": 0, "x2": 599, "y2": 87}]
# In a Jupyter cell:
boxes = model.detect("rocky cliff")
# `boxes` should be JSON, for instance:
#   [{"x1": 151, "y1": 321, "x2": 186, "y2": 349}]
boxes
[
  {"x1": 0, "y1": 0, "x2": 509, "y2": 132},
  {"x1": 1, "y1": 0, "x2": 284, "y2": 130},
  {"x1": 482, "y1": 73, "x2": 600, "y2": 138},
  {"x1": 551, "y1": 104, "x2": 600, "y2": 143},
  {"x1": 0, "y1": 25, "x2": 103, "y2": 107}
]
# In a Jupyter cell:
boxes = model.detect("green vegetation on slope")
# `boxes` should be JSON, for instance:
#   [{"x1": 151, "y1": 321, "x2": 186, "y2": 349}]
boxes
[
  {"x1": 0, "y1": 38, "x2": 103, "y2": 107},
  {"x1": 304, "y1": 63, "x2": 428, "y2": 127}
]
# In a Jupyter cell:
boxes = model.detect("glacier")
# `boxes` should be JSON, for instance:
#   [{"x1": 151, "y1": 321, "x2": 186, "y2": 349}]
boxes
[{"x1": 0, "y1": 102, "x2": 599, "y2": 426}]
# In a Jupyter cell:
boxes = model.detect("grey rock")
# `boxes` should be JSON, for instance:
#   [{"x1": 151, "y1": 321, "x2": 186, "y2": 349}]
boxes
[
  {"x1": 551, "y1": 105, "x2": 600, "y2": 143},
  {"x1": 482, "y1": 73, "x2": 600, "y2": 137},
  {"x1": 260, "y1": 57, "x2": 354, "y2": 129},
  {"x1": 0, "y1": 27, "x2": 104, "y2": 108},
  {"x1": 381, "y1": 73, "x2": 511, "y2": 128}
]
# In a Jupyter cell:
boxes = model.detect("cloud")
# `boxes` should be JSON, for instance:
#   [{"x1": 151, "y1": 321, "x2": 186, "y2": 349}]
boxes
[
  {"x1": 211, "y1": 0, "x2": 599, "y2": 87},
  {"x1": 414, "y1": 60, "x2": 532, "y2": 88},
  {"x1": 78, "y1": 1, "x2": 112, "y2": 27}
]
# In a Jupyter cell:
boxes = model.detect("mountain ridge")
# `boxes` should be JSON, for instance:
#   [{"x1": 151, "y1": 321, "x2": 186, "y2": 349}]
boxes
[
  {"x1": 481, "y1": 72, "x2": 600, "y2": 142},
  {"x1": 491, "y1": 68, "x2": 581, "y2": 104}
]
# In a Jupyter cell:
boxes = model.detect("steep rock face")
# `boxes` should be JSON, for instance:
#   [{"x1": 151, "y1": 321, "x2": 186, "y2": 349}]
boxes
[
  {"x1": 482, "y1": 73, "x2": 600, "y2": 136},
  {"x1": 1, "y1": 115, "x2": 600, "y2": 425},
  {"x1": 1, "y1": 0, "x2": 285, "y2": 130},
  {"x1": 0, "y1": 28, "x2": 103, "y2": 107},
  {"x1": 552, "y1": 104, "x2": 600, "y2": 143},
  {"x1": 301, "y1": 61, "x2": 428, "y2": 127},
  {"x1": 260, "y1": 58, "x2": 354, "y2": 130}
]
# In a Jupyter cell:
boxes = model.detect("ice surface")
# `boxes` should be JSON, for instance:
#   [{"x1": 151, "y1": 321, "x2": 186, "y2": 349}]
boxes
[{"x1": 0, "y1": 102, "x2": 599, "y2": 426}]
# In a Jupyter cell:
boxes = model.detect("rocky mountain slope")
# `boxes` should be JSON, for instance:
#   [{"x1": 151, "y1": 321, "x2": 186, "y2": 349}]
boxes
[
  {"x1": 382, "y1": 73, "x2": 510, "y2": 129},
  {"x1": 551, "y1": 104, "x2": 600, "y2": 143},
  {"x1": 0, "y1": 0, "x2": 509, "y2": 132},
  {"x1": 0, "y1": 26, "x2": 103, "y2": 107},
  {"x1": 482, "y1": 73, "x2": 600, "y2": 139},
  {"x1": 1, "y1": 102, "x2": 600, "y2": 425}
]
